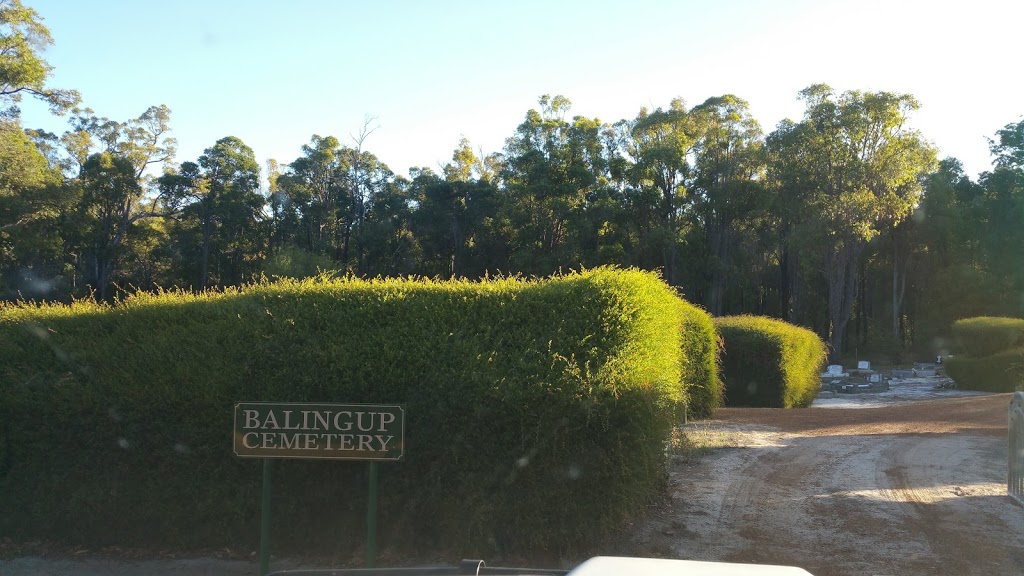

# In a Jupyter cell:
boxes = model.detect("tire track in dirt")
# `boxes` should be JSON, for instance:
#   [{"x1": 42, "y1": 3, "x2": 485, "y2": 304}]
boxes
[
  {"x1": 631, "y1": 394, "x2": 1024, "y2": 576},
  {"x1": 877, "y1": 434, "x2": 1024, "y2": 575}
]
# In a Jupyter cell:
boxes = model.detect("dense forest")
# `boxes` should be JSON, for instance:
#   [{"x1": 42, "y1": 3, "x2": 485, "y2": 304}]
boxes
[{"x1": 1, "y1": 0, "x2": 1021, "y2": 362}]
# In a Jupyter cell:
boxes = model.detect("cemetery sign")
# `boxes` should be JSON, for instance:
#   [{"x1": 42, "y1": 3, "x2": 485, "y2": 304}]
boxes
[{"x1": 234, "y1": 402, "x2": 404, "y2": 460}]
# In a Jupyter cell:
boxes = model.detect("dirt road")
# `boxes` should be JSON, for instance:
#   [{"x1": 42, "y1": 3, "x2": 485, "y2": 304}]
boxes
[{"x1": 630, "y1": 389, "x2": 1024, "y2": 576}]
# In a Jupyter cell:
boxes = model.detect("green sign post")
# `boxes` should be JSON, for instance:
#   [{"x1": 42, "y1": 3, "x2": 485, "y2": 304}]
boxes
[{"x1": 234, "y1": 402, "x2": 405, "y2": 575}]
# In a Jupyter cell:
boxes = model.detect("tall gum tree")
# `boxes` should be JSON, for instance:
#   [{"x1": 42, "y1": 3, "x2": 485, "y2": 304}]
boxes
[
  {"x1": 976, "y1": 120, "x2": 1024, "y2": 312},
  {"x1": 0, "y1": 0, "x2": 79, "y2": 118},
  {"x1": 57, "y1": 106, "x2": 177, "y2": 299},
  {"x1": 690, "y1": 95, "x2": 765, "y2": 315},
  {"x1": 63, "y1": 152, "x2": 142, "y2": 300},
  {"x1": 625, "y1": 97, "x2": 704, "y2": 287},
  {"x1": 500, "y1": 95, "x2": 609, "y2": 275},
  {"x1": 159, "y1": 136, "x2": 262, "y2": 289},
  {"x1": 282, "y1": 135, "x2": 344, "y2": 256},
  {"x1": 0, "y1": 0, "x2": 79, "y2": 297},
  {"x1": 61, "y1": 105, "x2": 176, "y2": 181},
  {"x1": 0, "y1": 121, "x2": 64, "y2": 297},
  {"x1": 413, "y1": 140, "x2": 496, "y2": 277},
  {"x1": 779, "y1": 84, "x2": 936, "y2": 361}
]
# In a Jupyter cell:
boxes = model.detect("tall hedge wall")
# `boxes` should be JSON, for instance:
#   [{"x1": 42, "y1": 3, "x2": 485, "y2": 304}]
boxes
[
  {"x1": 0, "y1": 269, "x2": 715, "y2": 556},
  {"x1": 946, "y1": 316, "x2": 1024, "y2": 392},
  {"x1": 679, "y1": 300, "x2": 722, "y2": 419},
  {"x1": 715, "y1": 315, "x2": 827, "y2": 408},
  {"x1": 951, "y1": 316, "x2": 1024, "y2": 359},
  {"x1": 946, "y1": 348, "x2": 1024, "y2": 393}
]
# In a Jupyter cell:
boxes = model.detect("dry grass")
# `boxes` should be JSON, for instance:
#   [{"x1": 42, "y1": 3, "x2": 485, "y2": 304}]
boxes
[{"x1": 669, "y1": 422, "x2": 745, "y2": 461}]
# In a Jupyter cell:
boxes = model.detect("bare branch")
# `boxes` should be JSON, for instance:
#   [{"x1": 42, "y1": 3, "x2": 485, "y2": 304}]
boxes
[{"x1": 350, "y1": 114, "x2": 380, "y2": 151}]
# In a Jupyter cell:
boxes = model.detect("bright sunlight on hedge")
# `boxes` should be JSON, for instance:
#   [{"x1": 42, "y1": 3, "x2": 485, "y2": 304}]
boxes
[{"x1": 0, "y1": 268, "x2": 717, "y2": 557}]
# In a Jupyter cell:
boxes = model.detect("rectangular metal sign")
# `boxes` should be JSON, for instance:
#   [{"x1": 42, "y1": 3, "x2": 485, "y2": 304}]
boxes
[{"x1": 234, "y1": 402, "x2": 404, "y2": 460}]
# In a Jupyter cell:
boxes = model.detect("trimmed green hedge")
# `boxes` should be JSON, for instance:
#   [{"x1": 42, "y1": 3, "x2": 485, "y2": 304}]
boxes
[
  {"x1": 679, "y1": 301, "x2": 721, "y2": 419},
  {"x1": 715, "y1": 315, "x2": 827, "y2": 408},
  {"x1": 945, "y1": 348, "x2": 1024, "y2": 392},
  {"x1": 0, "y1": 268, "x2": 714, "y2": 556},
  {"x1": 951, "y1": 316, "x2": 1024, "y2": 358}
]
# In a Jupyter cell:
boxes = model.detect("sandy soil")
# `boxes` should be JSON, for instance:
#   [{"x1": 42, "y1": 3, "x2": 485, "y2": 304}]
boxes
[{"x1": 627, "y1": 379, "x2": 1024, "y2": 576}]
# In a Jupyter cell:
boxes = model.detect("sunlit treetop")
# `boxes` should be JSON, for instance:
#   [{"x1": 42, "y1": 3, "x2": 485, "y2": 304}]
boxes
[{"x1": 0, "y1": 0, "x2": 80, "y2": 118}]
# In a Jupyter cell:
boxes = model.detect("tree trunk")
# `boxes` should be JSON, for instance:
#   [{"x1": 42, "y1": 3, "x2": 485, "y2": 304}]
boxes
[
  {"x1": 200, "y1": 214, "x2": 212, "y2": 290},
  {"x1": 826, "y1": 241, "x2": 864, "y2": 363},
  {"x1": 892, "y1": 229, "x2": 909, "y2": 338},
  {"x1": 92, "y1": 254, "x2": 108, "y2": 301},
  {"x1": 333, "y1": 214, "x2": 344, "y2": 261},
  {"x1": 789, "y1": 249, "x2": 803, "y2": 325},
  {"x1": 662, "y1": 184, "x2": 679, "y2": 287},
  {"x1": 341, "y1": 222, "x2": 352, "y2": 270},
  {"x1": 707, "y1": 220, "x2": 730, "y2": 317},
  {"x1": 450, "y1": 211, "x2": 461, "y2": 278},
  {"x1": 856, "y1": 257, "x2": 867, "y2": 347},
  {"x1": 779, "y1": 244, "x2": 791, "y2": 322}
]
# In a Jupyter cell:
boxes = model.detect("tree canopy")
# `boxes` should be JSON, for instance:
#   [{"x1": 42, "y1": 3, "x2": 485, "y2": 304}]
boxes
[{"x1": 0, "y1": 8, "x2": 1019, "y2": 361}]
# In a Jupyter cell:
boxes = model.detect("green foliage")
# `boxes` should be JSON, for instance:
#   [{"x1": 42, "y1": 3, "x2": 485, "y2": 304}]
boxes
[
  {"x1": 767, "y1": 85, "x2": 938, "y2": 361},
  {"x1": 945, "y1": 348, "x2": 1024, "y2": 392},
  {"x1": 158, "y1": 136, "x2": 266, "y2": 289},
  {"x1": 261, "y1": 245, "x2": 340, "y2": 279},
  {"x1": 715, "y1": 315, "x2": 827, "y2": 408},
  {"x1": 678, "y1": 299, "x2": 721, "y2": 418},
  {"x1": 63, "y1": 105, "x2": 177, "y2": 178},
  {"x1": 0, "y1": 0, "x2": 80, "y2": 117},
  {"x1": 0, "y1": 268, "x2": 712, "y2": 556},
  {"x1": 951, "y1": 316, "x2": 1024, "y2": 358},
  {"x1": 61, "y1": 152, "x2": 142, "y2": 300},
  {"x1": 500, "y1": 96, "x2": 619, "y2": 276},
  {"x1": 990, "y1": 119, "x2": 1024, "y2": 171},
  {"x1": 688, "y1": 95, "x2": 765, "y2": 315},
  {"x1": 0, "y1": 120, "x2": 66, "y2": 298},
  {"x1": 273, "y1": 132, "x2": 401, "y2": 276},
  {"x1": 946, "y1": 316, "x2": 1024, "y2": 392}
]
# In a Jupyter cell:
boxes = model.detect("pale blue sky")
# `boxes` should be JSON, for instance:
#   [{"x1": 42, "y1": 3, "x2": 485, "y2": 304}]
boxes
[{"x1": 21, "y1": 0, "x2": 1023, "y2": 181}]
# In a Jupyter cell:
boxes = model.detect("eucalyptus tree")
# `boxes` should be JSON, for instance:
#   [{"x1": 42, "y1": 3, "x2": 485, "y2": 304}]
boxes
[
  {"x1": 280, "y1": 135, "x2": 345, "y2": 256},
  {"x1": 773, "y1": 84, "x2": 936, "y2": 360},
  {"x1": 62, "y1": 152, "x2": 142, "y2": 300},
  {"x1": 974, "y1": 120, "x2": 1024, "y2": 315},
  {"x1": 360, "y1": 175, "x2": 418, "y2": 277},
  {"x1": 0, "y1": 120, "x2": 65, "y2": 298},
  {"x1": 0, "y1": 0, "x2": 80, "y2": 118},
  {"x1": 689, "y1": 95, "x2": 765, "y2": 314},
  {"x1": 765, "y1": 118, "x2": 820, "y2": 324},
  {"x1": 888, "y1": 159, "x2": 976, "y2": 346},
  {"x1": 624, "y1": 98, "x2": 704, "y2": 287},
  {"x1": 61, "y1": 105, "x2": 176, "y2": 180},
  {"x1": 411, "y1": 139, "x2": 506, "y2": 278},
  {"x1": 277, "y1": 131, "x2": 395, "y2": 273},
  {"x1": 907, "y1": 123, "x2": 1024, "y2": 346},
  {"x1": 157, "y1": 136, "x2": 263, "y2": 289},
  {"x1": 412, "y1": 163, "x2": 476, "y2": 278},
  {"x1": 0, "y1": 0, "x2": 80, "y2": 297},
  {"x1": 990, "y1": 119, "x2": 1024, "y2": 171},
  {"x1": 500, "y1": 95, "x2": 613, "y2": 275},
  {"x1": 264, "y1": 158, "x2": 290, "y2": 254},
  {"x1": 338, "y1": 144, "x2": 394, "y2": 274}
]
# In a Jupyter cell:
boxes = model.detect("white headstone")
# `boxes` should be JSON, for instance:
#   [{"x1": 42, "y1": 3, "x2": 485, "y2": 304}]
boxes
[
  {"x1": 826, "y1": 364, "x2": 844, "y2": 376},
  {"x1": 857, "y1": 360, "x2": 871, "y2": 371}
]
